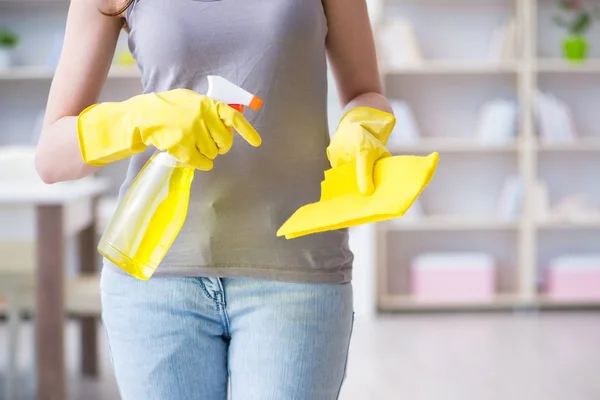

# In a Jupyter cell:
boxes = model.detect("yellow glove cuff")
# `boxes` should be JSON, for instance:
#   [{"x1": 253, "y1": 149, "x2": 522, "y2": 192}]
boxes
[
  {"x1": 336, "y1": 106, "x2": 396, "y2": 145},
  {"x1": 77, "y1": 101, "x2": 147, "y2": 166}
]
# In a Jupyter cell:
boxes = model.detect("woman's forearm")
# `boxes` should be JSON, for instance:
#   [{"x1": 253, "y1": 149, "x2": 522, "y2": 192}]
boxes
[
  {"x1": 342, "y1": 91, "x2": 393, "y2": 115},
  {"x1": 34, "y1": 0, "x2": 125, "y2": 184},
  {"x1": 324, "y1": 0, "x2": 394, "y2": 120},
  {"x1": 35, "y1": 116, "x2": 100, "y2": 184}
]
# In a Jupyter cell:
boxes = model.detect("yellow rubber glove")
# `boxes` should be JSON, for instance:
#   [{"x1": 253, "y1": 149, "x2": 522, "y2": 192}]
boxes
[
  {"x1": 77, "y1": 89, "x2": 261, "y2": 170},
  {"x1": 326, "y1": 106, "x2": 396, "y2": 196}
]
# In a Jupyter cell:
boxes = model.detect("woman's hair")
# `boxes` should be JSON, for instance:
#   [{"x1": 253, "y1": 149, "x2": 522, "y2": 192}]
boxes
[{"x1": 102, "y1": 0, "x2": 134, "y2": 17}]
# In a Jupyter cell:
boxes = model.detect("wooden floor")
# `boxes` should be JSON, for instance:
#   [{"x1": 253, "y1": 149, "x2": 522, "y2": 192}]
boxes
[{"x1": 1, "y1": 312, "x2": 599, "y2": 400}]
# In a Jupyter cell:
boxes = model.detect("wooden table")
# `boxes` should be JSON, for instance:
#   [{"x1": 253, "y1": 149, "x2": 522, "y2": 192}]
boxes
[{"x1": 0, "y1": 177, "x2": 111, "y2": 400}]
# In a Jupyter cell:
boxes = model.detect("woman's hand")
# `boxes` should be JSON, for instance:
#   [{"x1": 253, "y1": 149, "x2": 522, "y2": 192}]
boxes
[
  {"x1": 77, "y1": 88, "x2": 262, "y2": 170},
  {"x1": 326, "y1": 107, "x2": 395, "y2": 195}
]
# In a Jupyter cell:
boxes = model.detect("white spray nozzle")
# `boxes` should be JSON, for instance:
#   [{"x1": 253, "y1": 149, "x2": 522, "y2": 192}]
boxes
[{"x1": 206, "y1": 75, "x2": 263, "y2": 111}]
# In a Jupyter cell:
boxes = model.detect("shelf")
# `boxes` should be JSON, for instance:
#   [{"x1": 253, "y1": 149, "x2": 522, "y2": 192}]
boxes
[
  {"x1": 383, "y1": 60, "x2": 600, "y2": 76},
  {"x1": 536, "y1": 59, "x2": 600, "y2": 73},
  {"x1": 536, "y1": 219, "x2": 600, "y2": 230},
  {"x1": 535, "y1": 138, "x2": 600, "y2": 152},
  {"x1": 386, "y1": 216, "x2": 520, "y2": 231},
  {"x1": 0, "y1": 66, "x2": 53, "y2": 80},
  {"x1": 536, "y1": 296, "x2": 600, "y2": 309},
  {"x1": 390, "y1": 138, "x2": 520, "y2": 154},
  {"x1": 379, "y1": 294, "x2": 524, "y2": 312},
  {"x1": 382, "y1": 60, "x2": 519, "y2": 76},
  {"x1": 379, "y1": 294, "x2": 600, "y2": 312},
  {"x1": 0, "y1": 65, "x2": 141, "y2": 81}
]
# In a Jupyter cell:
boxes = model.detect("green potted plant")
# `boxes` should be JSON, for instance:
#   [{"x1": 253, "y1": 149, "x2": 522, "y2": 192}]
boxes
[
  {"x1": 554, "y1": 0, "x2": 600, "y2": 62},
  {"x1": 0, "y1": 28, "x2": 19, "y2": 70}
]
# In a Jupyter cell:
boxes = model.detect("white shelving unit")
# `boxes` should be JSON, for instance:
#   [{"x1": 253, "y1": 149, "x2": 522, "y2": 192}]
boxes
[{"x1": 372, "y1": 0, "x2": 600, "y2": 312}]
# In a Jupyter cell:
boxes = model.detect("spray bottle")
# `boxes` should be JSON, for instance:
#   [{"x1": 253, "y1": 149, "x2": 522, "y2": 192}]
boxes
[{"x1": 98, "y1": 76, "x2": 263, "y2": 280}]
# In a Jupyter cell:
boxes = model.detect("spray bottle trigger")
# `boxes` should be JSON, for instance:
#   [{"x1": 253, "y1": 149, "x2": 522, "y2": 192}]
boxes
[{"x1": 228, "y1": 104, "x2": 245, "y2": 112}]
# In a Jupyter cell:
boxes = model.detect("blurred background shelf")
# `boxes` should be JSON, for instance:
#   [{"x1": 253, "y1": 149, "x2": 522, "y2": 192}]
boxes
[
  {"x1": 536, "y1": 59, "x2": 600, "y2": 73},
  {"x1": 0, "y1": 65, "x2": 141, "y2": 81},
  {"x1": 391, "y1": 138, "x2": 521, "y2": 154},
  {"x1": 536, "y1": 219, "x2": 600, "y2": 230},
  {"x1": 536, "y1": 58, "x2": 600, "y2": 73},
  {"x1": 536, "y1": 296, "x2": 600, "y2": 308},
  {"x1": 378, "y1": 294, "x2": 524, "y2": 312},
  {"x1": 382, "y1": 60, "x2": 520, "y2": 75},
  {"x1": 379, "y1": 294, "x2": 600, "y2": 312},
  {"x1": 535, "y1": 138, "x2": 600, "y2": 152},
  {"x1": 386, "y1": 217, "x2": 520, "y2": 231}
]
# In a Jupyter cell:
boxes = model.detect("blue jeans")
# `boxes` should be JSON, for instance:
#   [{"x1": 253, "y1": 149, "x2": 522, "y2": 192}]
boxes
[{"x1": 100, "y1": 267, "x2": 354, "y2": 400}]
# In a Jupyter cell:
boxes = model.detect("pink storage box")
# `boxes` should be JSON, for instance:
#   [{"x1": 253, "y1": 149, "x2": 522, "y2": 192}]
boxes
[
  {"x1": 546, "y1": 256, "x2": 600, "y2": 300},
  {"x1": 410, "y1": 253, "x2": 496, "y2": 302}
]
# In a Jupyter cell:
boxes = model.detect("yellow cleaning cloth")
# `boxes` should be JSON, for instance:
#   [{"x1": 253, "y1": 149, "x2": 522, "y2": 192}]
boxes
[{"x1": 277, "y1": 152, "x2": 439, "y2": 239}]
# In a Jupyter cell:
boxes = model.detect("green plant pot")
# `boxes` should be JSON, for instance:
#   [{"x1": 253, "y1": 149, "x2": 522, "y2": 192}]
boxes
[{"x1": 563, "y1": 35, "x2": 588, "y2": 62}]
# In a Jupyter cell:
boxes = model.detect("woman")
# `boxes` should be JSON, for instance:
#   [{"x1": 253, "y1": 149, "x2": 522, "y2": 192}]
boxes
[{"x1": 35, "y1": 0, "x2": 395, "y2": 398}]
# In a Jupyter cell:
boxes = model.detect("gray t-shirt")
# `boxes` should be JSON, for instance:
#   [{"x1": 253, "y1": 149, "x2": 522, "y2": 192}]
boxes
[{"x1": 105, "y1": 0, "x2": 353, "y2": 283}]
